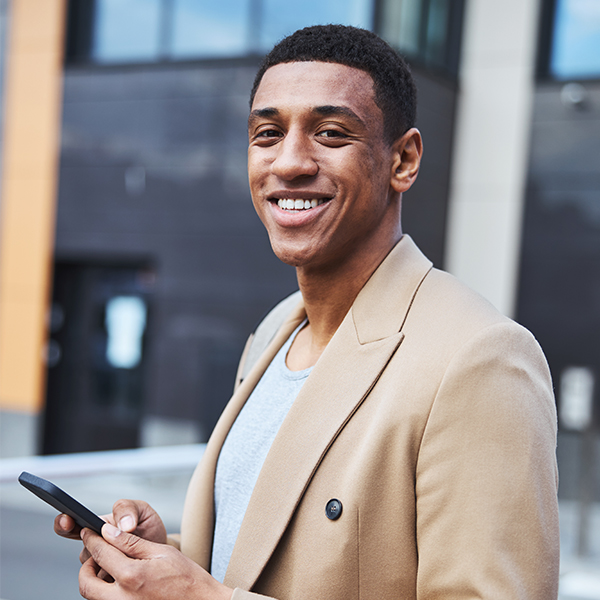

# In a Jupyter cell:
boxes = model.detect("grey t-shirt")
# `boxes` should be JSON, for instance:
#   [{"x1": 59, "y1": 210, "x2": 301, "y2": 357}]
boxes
[{"x1": 211, "y1": 323, "x2": 311, "y2": 583}]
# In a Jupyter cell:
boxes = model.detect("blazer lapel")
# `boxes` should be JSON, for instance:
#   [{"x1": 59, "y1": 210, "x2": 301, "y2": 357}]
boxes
[
  {"x1": 180, "y1": 302, "x2": 306, "y2": 568},
  {"x1": 224, "y1": 235, "x2": 432, "y2": 590}
]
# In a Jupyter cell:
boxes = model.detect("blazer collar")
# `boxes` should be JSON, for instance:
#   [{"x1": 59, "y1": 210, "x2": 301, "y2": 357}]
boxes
[
  {"x1": 352, "y1": 234, "x2": 433, "y2": 344},
  {"x1": 224, "y1": 235, "x2": 432, "y2": 590}
]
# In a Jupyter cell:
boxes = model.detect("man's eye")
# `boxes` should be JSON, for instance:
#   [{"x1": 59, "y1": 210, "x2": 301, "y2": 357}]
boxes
[
  {"x1": 317, "y1": 129, "x2": 346, "y2": 139},
  {"x1": 257, "y1": 129, "x2": 281, "y2": 138}
]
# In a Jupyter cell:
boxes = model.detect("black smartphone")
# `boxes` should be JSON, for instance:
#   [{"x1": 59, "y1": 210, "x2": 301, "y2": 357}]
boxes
[{"x1": 18, "y1": 471, "x2": 105, "y2": 535}]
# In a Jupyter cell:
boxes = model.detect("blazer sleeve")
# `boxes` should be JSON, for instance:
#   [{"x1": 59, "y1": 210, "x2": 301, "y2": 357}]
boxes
[{"x1": 414, "y1": 320, "x2": 559, "y2": 599}]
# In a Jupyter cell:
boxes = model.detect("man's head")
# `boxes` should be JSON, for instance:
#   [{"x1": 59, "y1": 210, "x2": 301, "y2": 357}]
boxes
[
  {"x1": 250, "y1": 24, "x2": 417, "y2": 145},
  {"x1": 247, "y1": 26, "x2": 422, "y2": 273}
]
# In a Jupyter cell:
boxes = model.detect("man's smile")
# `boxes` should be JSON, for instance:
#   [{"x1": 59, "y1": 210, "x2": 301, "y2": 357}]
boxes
[{"x1": 275, "y1": 198, "x2": 329, "y2": 211}]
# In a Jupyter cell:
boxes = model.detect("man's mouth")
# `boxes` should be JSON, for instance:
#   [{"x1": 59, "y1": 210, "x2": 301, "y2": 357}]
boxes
[{"x1": 276, "y1": 198, "x2": 329, "y2": 211}]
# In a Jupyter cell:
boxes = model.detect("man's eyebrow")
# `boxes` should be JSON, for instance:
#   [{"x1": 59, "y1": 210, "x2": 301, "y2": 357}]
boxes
[
  {"x1": 313, "y1": 105, "x2": 366, "y2": 127},
  {"x1": 248, "y1": 105, "x2": 366, "y2": 128},
  {"x1": 248, "y1": 107, "x2": 279, "y2": 127}
]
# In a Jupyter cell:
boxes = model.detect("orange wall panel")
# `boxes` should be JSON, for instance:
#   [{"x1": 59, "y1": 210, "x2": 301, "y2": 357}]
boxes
[{"x1": 0, "y1": 0, "x2": 66, "y2": 412}]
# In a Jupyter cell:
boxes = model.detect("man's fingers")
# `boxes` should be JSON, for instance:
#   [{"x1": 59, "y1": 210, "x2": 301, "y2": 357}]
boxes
[
  {"x1": 79, "y1": 556, "x2": 109, "y2": 600},
  {"x1": 108, "y1": 499, "x2": 167, "y2": 544},
  {"x1": 80, "y1": 525, "x2": 160, "y2": 595},
  {"x1": 54, "y1": 513, "x2": 82, "y2": 540},
  {"x1": 79, "y1": 546, "x2": 91, "y2": 565},
  {"x1": 111, "y1": 499, "x2": 140, "y2": 533},
  {"x1": 101, "y1": 523, "x2": 156, "y2": 559},
  {"x1": 81, "y1": 523, "x2": 157, "y2": 575},
  {"x1": 97, "y1": 568, "x2": 115, "y2": 583}
]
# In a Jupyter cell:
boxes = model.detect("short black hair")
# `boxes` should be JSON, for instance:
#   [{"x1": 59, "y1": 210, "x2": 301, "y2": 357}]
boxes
[{"x1": 250, "y1": 24, "x2": 417, "y2": 145}]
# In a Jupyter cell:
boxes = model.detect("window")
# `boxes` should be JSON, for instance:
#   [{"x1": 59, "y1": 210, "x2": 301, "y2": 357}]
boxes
[
  {"x1": 170, "y1": 0, "x2": 250, "y2": 58},
  {"x1": 93, "y1": 0, "x2": 163, "y2": 62},
  {"x1": 548, "y1": 0, "x2": 600, "y2": 80},
  {"x1": 258, "y1": 0, "x2": 372, "y2": 51},
  {"x1": 377, "y1": 0, "x2": 464, "y2": 78},
  {"x1": 105, "y1": 296, "x2": 147, "y2": 369},
  {"x1": 66, "y1": 0, "x2": 373, "y2": 64}
]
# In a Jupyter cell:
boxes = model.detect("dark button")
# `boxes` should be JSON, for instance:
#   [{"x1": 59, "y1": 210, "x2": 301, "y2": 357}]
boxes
[{"x1": 325, "y1": 499, "x2": 343, "y2": 520}]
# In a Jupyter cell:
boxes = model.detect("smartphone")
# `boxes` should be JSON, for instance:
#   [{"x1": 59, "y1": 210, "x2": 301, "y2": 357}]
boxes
[{"x1": 18, "y1": 471, "x2": 105, "y2": 535}]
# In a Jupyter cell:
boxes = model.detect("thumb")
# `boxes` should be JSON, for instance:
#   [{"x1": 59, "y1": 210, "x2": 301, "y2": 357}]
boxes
[
  {"x1": 101, "y1": 523, "x2": 156, "y2": 559},
  {"x1": 111, "y1": 499, "x2": 141, "y2": 533}
]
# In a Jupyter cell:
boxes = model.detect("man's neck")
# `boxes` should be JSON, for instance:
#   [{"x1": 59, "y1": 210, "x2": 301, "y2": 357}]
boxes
[{"x1": 286, "y1": 231, "x2": 402, "y2": 371}]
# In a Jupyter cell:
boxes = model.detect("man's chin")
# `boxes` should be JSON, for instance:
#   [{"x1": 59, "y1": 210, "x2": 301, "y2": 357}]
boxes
[
  {"x1": 270, "y1": 241, "x2": 319, "y2": 269},
  {"x1": 271, "y1": 248, "x2": 308, "y2": 268}
]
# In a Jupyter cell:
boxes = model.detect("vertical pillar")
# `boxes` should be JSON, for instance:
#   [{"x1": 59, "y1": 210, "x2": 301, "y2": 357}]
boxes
[
  {"x1": 0, "y1": 0, "x2": 66, "y2": 421},
  {"x1": 444, "y1": 0, "x2": 541, "y2": 316}
]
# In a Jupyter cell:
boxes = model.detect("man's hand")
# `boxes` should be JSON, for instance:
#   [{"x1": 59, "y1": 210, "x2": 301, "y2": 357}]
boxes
[
  {"x1": 79, "y1": 524, "x2": 233, "y2": 600},
  {"x1": 55, "y1": 498, "x2": 166, "y2": 543},
  {"x1": 54, "y1": 498, "x2": 168, "y2": 570}
]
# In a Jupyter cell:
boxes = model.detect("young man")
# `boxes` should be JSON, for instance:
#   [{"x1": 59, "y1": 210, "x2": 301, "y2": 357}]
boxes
[{"x1": 58, "y1": 25, "x2": 560, "y2": 600}]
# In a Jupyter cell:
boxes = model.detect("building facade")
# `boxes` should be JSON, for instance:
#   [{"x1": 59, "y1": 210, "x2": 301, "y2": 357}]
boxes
[{"x1": 1, "y1": 0, "x2": 599, "y2": 502}]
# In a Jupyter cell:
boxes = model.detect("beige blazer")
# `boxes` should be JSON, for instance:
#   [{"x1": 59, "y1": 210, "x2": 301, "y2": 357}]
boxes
[{"x1": 179, "y1": 236, "x2": 559, "y2": 600}]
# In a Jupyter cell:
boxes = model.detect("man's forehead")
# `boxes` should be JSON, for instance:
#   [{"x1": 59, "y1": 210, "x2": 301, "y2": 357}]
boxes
[
  {"x1": 251, "y1": 61, "x2": 378, "y2": 118},
  {"x1": 262, "y1": 59, "x2": 371, "y2": 76}
]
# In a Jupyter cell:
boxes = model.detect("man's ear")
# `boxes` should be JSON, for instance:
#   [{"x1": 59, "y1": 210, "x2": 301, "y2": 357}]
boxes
[{"x1": 390, "y1": 128, "x2": 423, "y2": 193}]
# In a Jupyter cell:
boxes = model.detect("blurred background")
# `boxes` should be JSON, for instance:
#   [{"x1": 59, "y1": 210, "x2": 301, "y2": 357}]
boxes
[{"x1": 0, "y1": 0, "x2": 599, "y2": 598}]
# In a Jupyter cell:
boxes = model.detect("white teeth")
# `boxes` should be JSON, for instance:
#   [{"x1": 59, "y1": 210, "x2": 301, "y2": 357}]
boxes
[{"x1": 276, "y1": 198, "x2": 326, "y2": 211}]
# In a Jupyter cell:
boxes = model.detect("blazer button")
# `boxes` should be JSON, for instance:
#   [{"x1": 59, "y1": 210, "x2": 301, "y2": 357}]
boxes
[{"x1": 325, "y1": 499, "x2": 342, "y2": 520}]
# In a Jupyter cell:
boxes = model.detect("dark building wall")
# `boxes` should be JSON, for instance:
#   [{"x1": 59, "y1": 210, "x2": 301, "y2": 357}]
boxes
[
  {"x1": 52, "y1": 59, "x2": 457, "y2": 449},
  {"x1": 517, "y1": 81, "x2": 600, "y2": 500},
  {"x1": 404, "y1": 70, "x2": 457, "y2": 268}
]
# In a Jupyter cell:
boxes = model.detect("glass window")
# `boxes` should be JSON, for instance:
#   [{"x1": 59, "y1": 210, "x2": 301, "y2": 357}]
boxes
[
  {"x1": 397, "y1": 0, "x2": 423, "y2": 56},
  {"x1": 71, "y1": 0, "x2": 374, "y2": 64},
  {"x1": 92, "y1": 0, "x2": 163, "y2": 63},
  {"x1": 259, "y1": 0, "x2": 372, "y2": 52},
  {"x1": 377, "y1": 0, "x2": 463, "y2": 77},
  {"x1": 424, "y1": 0, "x2": 450, "y2": 66},
  {"x1": 171, "y1": 0, "x2": 251, "y2": 58},
  {"x1": 105, "y1": 296, "x2": 147, "y2": 369},
  {"x1": 550, "y1": 0, "x2": 600, "y2": 80},
  {"x1": 380, "y1": 0, "x2": 423, "y2": 57}
]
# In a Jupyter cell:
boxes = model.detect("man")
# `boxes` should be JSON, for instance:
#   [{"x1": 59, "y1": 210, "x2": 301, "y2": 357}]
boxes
[{"x1": 56, "y1": 25, "x2": 560, "y2": 600}]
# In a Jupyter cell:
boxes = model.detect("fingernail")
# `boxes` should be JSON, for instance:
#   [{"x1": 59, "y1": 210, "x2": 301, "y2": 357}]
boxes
[
  {"x1": 103, "y1": 523, "x2": 121, "y2": 538},
  {"x1": 119, "y1": 515, "x2": 134, "y2": 531},
  {"x1": 59, "y1": 515, "x2": 71, "y2": 531}
]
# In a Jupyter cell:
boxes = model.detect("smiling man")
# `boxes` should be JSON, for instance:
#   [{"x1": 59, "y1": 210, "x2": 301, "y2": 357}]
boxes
[
  {"x1": 246, "y1": 58, "x2": 422, "y2": 371},
  {"x1": 57, "y1": 25, "x2": 560, "y2": 600}
]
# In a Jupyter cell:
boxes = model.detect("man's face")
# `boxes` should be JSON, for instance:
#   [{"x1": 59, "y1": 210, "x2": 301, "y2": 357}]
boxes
[{"x1": 248, "y1": 61, "x2": 401, "y2": 271}]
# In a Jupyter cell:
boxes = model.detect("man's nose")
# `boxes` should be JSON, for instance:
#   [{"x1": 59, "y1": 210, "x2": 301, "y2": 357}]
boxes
[{"x1": 271, "y1": 132, "x2": 318, "y2": 180}]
